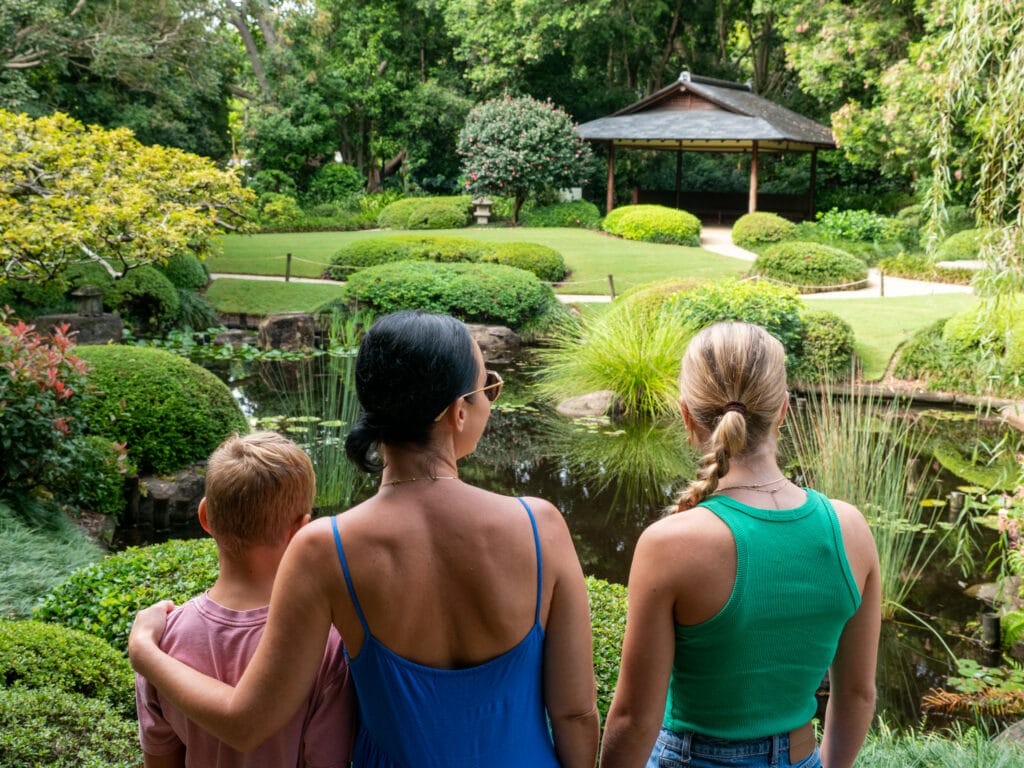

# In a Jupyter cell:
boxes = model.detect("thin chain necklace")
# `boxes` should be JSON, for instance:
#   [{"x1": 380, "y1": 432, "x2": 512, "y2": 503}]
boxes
[
  {"x1": 716, "y1": 475, "x2": 787, "y2": 493},
  {"x1": 384, "y1": 475, "x2": 459, "y2": 487}
]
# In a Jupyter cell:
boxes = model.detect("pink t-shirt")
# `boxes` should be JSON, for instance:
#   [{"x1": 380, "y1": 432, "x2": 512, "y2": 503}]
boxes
[{"x1": 136, "y1": 593, "x2": 354, "y2": 768}]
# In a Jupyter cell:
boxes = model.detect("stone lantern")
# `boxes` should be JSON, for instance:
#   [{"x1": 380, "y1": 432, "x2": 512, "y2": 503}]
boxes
[
  {"x1": 71, "y1": 284, "x2": 104, "y2": 317},
  {"x1": 473, "y1": 197, "x2": 493, "y2": 225}
]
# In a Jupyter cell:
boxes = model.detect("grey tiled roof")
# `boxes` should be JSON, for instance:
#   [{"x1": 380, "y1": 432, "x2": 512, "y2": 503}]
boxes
[{"x1": 576, "y1": 73, "x2": 835, "y2": 151}]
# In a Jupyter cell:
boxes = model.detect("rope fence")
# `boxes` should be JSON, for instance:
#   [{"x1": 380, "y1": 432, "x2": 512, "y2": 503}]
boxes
[{"x1": 742, "y1": 274, "x2": 872, "y2": 294}]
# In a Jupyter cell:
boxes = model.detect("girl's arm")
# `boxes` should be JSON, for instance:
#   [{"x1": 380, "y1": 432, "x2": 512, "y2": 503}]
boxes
[
  {"x1": 534, "y1": 499, "x2": 600, "y2": 768},
  {"x1": 599, "y1": 525, "x2": 677, "y2": 768},
  {"x1": 129, "y1": 524, "x2": 338, "y2": 751}
]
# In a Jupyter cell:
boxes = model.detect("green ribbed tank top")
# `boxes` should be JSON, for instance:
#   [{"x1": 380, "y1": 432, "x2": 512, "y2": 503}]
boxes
[{"x1": 663, "y1": 488, "x2": 861, "y2": 740}]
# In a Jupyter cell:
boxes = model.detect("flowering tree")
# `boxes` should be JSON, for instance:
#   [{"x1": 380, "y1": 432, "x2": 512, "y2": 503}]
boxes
[
  {"x1": 457, "y1": 95, "x2": 593, "y2": 224},
  {"x1": 0, "y1": 111, "x2": 255, "y2": 285}
]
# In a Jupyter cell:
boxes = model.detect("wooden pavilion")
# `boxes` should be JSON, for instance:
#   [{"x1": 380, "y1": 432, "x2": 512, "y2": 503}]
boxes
[{"x1": 575, "y1": 72, "x2": 837, "y2": 220}]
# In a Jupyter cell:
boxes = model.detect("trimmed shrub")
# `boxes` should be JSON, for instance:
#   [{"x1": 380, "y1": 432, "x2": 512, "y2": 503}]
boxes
[
  {"x1": 35, "y1": 538, "x2": 218, "y2": 651},
  {"x1": 258, "y1": 192, "x2": 305, "y2": 230},
  {"x1": 665, "y1": 279, "x2": 804, "y2": 367},
  {"x1": 935, "y1": 228, "x2": 984, "y2": 262},
  {"x1": 782, "y1": 221, "x2": 900, "y2": 266},
  {"x1": 731, "y1": 212, "x2": 797, "y2": 249},
  {"x1": 876, "y1": 252, "x2": 974, "y2": 285},
  {"x1": 519, "y1": 200, "x2": 601, "y2": 229},
  {"x1": 104, "y1": 265, "x2": 180, "y2": 333},
  {"x1": 815, "y1": 208, "x2": 887, "y2": 242},
  {"x1": 307, "y1": 163, "x2": 365, "y2": 204},
  {"x1": 942, "y1": 296, "x2": 1024, "y2": 367},
  {"x1": 0, "y1": 686, "x2": 139, "y2": 768},
  {"x1": 587, "y1": 577, "x2": 626, "y2": 721},
  {"x1": 327, "y1": 235, "x2": 485, "y2": 279},
  {"x1": 602, "y1": 204, "x2": 701, "y2": 246},
  {"x1": 159, "y1": 253, "x2": 209, "y2": 291},
  {"x1": 618, "y1": 278, "x2": 708, "y2": 319},
  {"x1": 795, "y1": 310, "x2": 857, "y2": 381},
  {"x1": 753, "y1": 242, "x2": 868, "y2": 293},
  {"x1": 376, "y1": 196, "x2": 471, "y2": 229},
  {"x1": 44, "y1": 435, "x2": 135, "y2": 518},
  {"x1": 481, "y1": 243, "x2": 567, "y2": 282},
  {"x1": 344, "y1": 261, "x2": 556, "y2": 330},
  {"x1": 0, "y1": 620, "x2": 134, "y2": 717},
  {"x1": 76, "y1": 345, "x2": 248, "y2": 474}
]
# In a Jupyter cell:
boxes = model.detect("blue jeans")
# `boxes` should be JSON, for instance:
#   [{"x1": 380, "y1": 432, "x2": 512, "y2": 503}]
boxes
[{"x1": 645, "y1": 727, "x2": 822, "y2": 768}]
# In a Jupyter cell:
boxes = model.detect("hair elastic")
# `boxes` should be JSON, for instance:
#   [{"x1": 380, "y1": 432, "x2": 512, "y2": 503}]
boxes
[{"x1": 722, "y1": 401, "x2": 747, "y2": 415}]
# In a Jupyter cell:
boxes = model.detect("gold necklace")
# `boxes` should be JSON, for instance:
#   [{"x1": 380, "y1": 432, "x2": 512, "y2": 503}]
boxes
[
  {"x1": 716, "y1": 476, "x2": 787, "y2": 493},
  {"x1": 384, "y1": 475, "x2": 459, "y2": 487}
]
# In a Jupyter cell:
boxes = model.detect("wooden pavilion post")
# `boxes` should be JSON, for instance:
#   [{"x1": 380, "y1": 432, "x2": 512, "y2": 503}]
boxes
[
  {"x1": 675, "y1": 146, "x2": 683, "y2": 209},
  {"x1": 606, "y1": 143, "x2": 616, "y2": 214},
  {"x1": 808, "y1": 148, "x2": 818, "y2": 220},
  {"x1": 748, "y1": 140, "x2": 759, "y2": 213}
]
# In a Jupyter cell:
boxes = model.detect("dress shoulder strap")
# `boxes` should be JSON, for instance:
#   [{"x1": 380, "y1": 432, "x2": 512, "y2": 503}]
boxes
[
  {"x1": 515, "y1": 497, "x2": 543, "y2": 626},
  {"x1": 330, "y1": 515, "x2": 370, "y2": 637}
]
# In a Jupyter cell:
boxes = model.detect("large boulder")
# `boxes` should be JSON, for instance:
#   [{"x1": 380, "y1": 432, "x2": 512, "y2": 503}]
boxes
[
  {"x1": 34, "y1": 312, "x2": 123, "y2": 345},
  {"x1": 466, "y1": 323, "x2": 522, "y2": 364},
  {"x1": 258, "y1": 312, "x2": 315, "y2": 352}
]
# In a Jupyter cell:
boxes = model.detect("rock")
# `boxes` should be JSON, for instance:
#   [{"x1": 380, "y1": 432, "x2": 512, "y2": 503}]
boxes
[
  {"x1": 556, "y1": 390, "x2": 619, "y2": 418},
  {"x1": 258, "y1": 312, "x2": 315, "y2": 352},
  {"x1": 34, "y1": 312, "x2": 124, "y2": 345},
  {"x1": 1001, "y1": 402, "x2": 1024, "y2": 432},
  {"x1": 131, "y1": 466, "x2": 206, "y2": 529},
  {"x1": 214, "y1": 329, "x2": 257, "y2": 348},
  {"x1": 465, "y1": 324, "x2": 522, "y2": 364},
  {"x1": 995, "y1": 719, "x2": 1024, "y2": 745}
]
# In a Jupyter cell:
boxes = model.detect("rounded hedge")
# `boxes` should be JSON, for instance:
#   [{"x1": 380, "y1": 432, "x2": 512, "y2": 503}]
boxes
[
  {"x1": 731, "y1": 212, "x2": 797, "y2": 249},
  {"x1": 376, "y1": 196, "x2": 471, "y2": 229},
  {"x1": 104, "y1": 265, "x2": 180, "y2": 332},
  {"x1": 619, "y1": 278, "x2": 708, "y2": 319},
  {"x1": 753, "y1": 242, "x2": 868, "y2": 292},
  {"x1": 481, "y1": 242, "x2": 567, "y2": 282},
  {"x1": 327, "y1": 235, "x2": 485, "y2": 279},
  {"x1": 159, "y1": 253, "x2": 210, "y2": 291},
  {"x1": 935, "y1": 228, "x2": 984, "y2": 262},
  {"x1": 795, "y1": 310, "x2": 857, "y2": 381},
  {"x1": 343, "y1": 260, "x2": 556, "y2": 330},
  {"x1": 0, "y1": 620, "x2": 134, "y2": 718},
  {"x1": 587, "y1": 576, "x2": 626, "y2": 721},
  {"x1": 602, "y1": 204, "x2": 701, "y2": 246},
  {"x1": 35, "y1": 538, "x2": 218, "y2": 652},
  {"x1": 520, "y1": 200, "x2": 601, "y2": 229},
  {"x1": 0, "y1": 686, "x2": 139, "y2": 768},
  {"x1": 942, "y1": 296, "x2": 1024, "y2": 367},
  {"x1": 76, "y1": 345, "x2": 248, "y2": 474}
]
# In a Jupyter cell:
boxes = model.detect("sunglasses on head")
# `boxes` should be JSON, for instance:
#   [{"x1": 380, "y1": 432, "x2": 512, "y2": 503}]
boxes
[{"x1": 434, "y1": 370, "x2": 503, "y2": 422}]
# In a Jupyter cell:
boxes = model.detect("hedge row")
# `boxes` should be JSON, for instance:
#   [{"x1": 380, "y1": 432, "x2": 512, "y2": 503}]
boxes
[{"x1": 377, "y1": 196, "x2": 472, "y2": 229}]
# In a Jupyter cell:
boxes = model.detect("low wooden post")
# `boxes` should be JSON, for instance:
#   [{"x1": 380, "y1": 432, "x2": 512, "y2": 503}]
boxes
[
  {"x1": 286, "y1": 253, "x2": 293, "y2": 283},
  {"x1": 879, "y1": 269, "x2": 885, "y2": 297},
  {"x1": 608, "y1": 274, "x2": 616, "y2": 300}
]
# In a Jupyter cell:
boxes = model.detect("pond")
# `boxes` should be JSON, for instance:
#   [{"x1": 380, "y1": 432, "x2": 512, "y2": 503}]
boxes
[{"x1": 116, "y1": 349, "x2": 1024, "y2": 732}]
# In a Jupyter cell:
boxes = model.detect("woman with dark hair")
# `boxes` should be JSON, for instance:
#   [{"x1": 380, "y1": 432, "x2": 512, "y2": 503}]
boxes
[
  {"x1": 130, "y1": 310, "x2": 600, "y2": 767},
  {"x1": 600, "y1": 322, "x2": 880, "y2": 768}
]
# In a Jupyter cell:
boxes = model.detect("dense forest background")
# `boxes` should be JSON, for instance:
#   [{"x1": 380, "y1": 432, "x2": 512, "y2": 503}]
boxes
[{"x1": 0, "y1": 1, "x2": 1005, "y2": 211}]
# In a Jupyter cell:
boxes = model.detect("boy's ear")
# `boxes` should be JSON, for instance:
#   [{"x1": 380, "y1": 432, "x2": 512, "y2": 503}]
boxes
[
  {"x1": 286, "y1": 513, "x2": 311, "y2": 541},
  {"x1": 197, "y1": 498, "x2": 213, "y2": 535}
]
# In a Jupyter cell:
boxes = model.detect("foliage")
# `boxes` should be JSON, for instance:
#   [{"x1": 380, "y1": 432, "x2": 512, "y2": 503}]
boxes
[
  {"x1": 45, "y1": 436, "x2": 134, "y2": 518},
  {"x1": 586, "y1": 576, "x2": 627, "y2": 721},
  {"x1": 0, "y1": 499, "x2": 102, "y2": 620},
  {"x1": 343, "y1": 261, "x2": 558, "y2": 330},
  {"x1": 936, "y1": 229, "x2": 985, "y2": 263},
  {"x1": 329, "y1": 235, "x2": 479, "y2": 278},
  {"x1": 158, "y1": 254, "x2": 209, "y2": 292},
  {"x1": 537, "y1": 302, "x2": 695, "y2": 421},
  {"x1": 0, "y1": 311, "x2": 88, "y2": 492},
  {"x1": 376, "y1": 196, "x2": 472, "y2": 230},
  {"x1": 602, "y1": 205, "x2": 701, "y2": 247},
  {"x1": 618, "y1": 278, "x2": 708, "y2": 319},
  {"x1": 877, "y1": 253, "x2": 975, "y2": 285},
  {"x1": 794, "y1": 310, "x2": 857, "y2": 382},
  {"x1": 103, "y1": 265, "x2": 181, "y2": 334},
  {"x1": 248, "y1": 170, "x2": 299, "y2": 199},
  {"x1": 942, "y1": 296, "x2": 1024, "y2": 369},
  {"x1": 306, "y1": 163, "x2": 366, "y2": 204},
  {"x1": 853, "y1": 722, "x2": 1024, "y2": 766},
  {"x1": 170, "y1": 288, "x2": 219, "y2": 332},
  {"x1": 665, "y1": 280, "x2": 805, "y2": 370},
  {"x1": 814, "y1": 208, "x2": 889, "y2": 243},
  {"x1": 519, "y1": 200, "x2": 601, "y2": 229},
  {"x1": 787, "y1": 386, "x2": 966, "y2": 619},
  {"x1": 457, "y1": 95, "x2": 593, "y2": 223},
  {"x1": 35, "y1": 538, "x2": 218, "y2": 651},
  {"x1": 753, "y1": 242, "x2": 868, "y2": 292},
  {"x1": 76, "y1": 345, "x2": 248, "y2": 475},
  {"x1": 0, "y1": 110, "x2": 254, "y2": 284},
  {"x1": 0, "y1": 686, "x2": 139, "y2": 768},
  {"x1": 0, "y1": 620, "x2": 133, "y2": 717},
  {"x1": 258, "y1": 193, "x2": 306, "y2": 230},
  {"x1": 479, "y1": 243, "x2": 567, "y2": 282},
  {"x1": 731, "y1": 212, "x2": 797, "y2": 249},
  {"x1": 782, "y1": 221, "x2": 902, "y2": 267}
]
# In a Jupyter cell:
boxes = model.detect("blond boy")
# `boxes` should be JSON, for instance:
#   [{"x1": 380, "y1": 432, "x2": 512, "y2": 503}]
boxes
[{"x1": 135, "y1": 432, "x2": 354, "y2": 767}]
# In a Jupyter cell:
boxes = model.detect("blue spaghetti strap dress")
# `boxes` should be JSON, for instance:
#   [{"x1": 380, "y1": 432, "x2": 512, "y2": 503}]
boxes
[{"x1": 329, "y1": 498, "x2": 561, "y2": 768}]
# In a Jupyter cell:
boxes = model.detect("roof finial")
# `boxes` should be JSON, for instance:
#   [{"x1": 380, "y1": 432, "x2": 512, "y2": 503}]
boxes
[{"x1": 678, "y1": 70, "x2": 691, "y2": 83}]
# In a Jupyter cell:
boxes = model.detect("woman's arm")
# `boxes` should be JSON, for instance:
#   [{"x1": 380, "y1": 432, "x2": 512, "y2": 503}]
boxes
[
  {"x1": 535, "y1": 500, "x2": 600, "y2": 768},
  {"x1": 821, "y1": 504, "x2": 881, "y2": 768},
  {"x1": 599, "y1": 525, "x2": 677, "y2": 768},
  {"x1": 129, "y1": 524, "x2": 338, "y2": 751}
]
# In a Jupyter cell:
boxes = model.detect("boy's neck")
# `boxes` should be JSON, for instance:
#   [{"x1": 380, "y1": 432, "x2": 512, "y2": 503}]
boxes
[{"x1": 208, "y1": 544, "x2": 287, "y2": 611}]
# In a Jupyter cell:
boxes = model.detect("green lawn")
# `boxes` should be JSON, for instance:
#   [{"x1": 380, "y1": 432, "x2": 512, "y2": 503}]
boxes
[
  {"x1": 210, "y1": 228, "x2": 749, "y2": 295},
  {"x1": 804, "y1": 293, "x2": 978, "y2": 380},
  {"x1": 205, "y1": 278, "x2": 347, "y2": 315}
]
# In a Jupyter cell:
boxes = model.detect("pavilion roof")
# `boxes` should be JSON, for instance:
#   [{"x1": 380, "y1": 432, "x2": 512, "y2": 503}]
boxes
[{"x1": 575, "y1": 72, "x2": 836, "y2": 153}]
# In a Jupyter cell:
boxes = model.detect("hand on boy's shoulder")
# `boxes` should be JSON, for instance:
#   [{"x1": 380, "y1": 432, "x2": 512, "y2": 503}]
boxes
[{"x1": 130, "y1": 600, "x2": 177, "y2": 656}]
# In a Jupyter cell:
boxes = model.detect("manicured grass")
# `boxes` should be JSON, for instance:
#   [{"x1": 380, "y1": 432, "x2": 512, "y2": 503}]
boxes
[
  {"x1": 210, "y1": 228, "x2": 749, "y2": 294},
  {"x1": 205, "y1": 278, "x2": 347, "y2": 315},
  {"x1": 804, "y1": 293, "x2": 978, "y2": 380}
]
